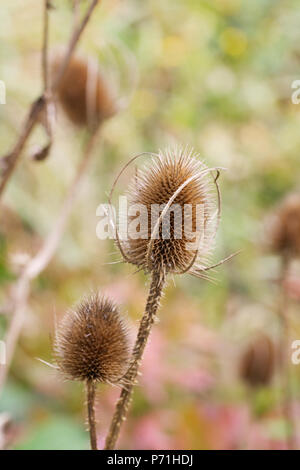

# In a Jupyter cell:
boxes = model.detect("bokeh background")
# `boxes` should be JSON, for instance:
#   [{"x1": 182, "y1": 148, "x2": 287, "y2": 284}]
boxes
[{"x1": 1, "y1": 0, "x2": 300, "y2": 450}]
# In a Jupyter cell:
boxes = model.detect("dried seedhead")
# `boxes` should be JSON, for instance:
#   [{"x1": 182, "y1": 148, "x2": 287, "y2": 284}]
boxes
[
  {"x1": 268, "y1": 194, "x2": 300, "y2": 258},
  {"x1": 113, "y1": 146, "x2": 220, "y2": 277},
  {"x1": 51, "y1": 51, "x2": 118, "y2": 128},
  {"x1": 239, "y1": 333, "x2": 275, "y2": 388},
  {"x1": 54, "y1": 293, "x2": 130, "y2": 384}
]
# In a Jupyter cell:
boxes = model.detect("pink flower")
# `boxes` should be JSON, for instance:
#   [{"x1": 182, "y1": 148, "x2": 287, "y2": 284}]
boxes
[
  {"x1": 283, "y1": 277, "x2": 300, "y2": 301},
  {"x1": 168, "y1": 368, "x2": 214, "y2": 393},
  {"x1": 131, "y1": 412, "x2": 175, "y2": 450},
  {"x1": 140, "y1": 331, "x2": 169, "y2": 403},
  {"x1": 202, "y1": 404, "x2": 250, "y2": 450}
]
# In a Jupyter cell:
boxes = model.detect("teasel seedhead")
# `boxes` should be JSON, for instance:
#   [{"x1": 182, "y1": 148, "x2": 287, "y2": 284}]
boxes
[
  {"x1": 267, "y1": 194, "x2": 300, "y2": 259},
  {"x1": 51, "y1": 51, "x2": 118, "y2": 129},
  {"x1": 54, "y1": 293, "x2": 130, "y2": 384},
  {"x1": 239, "y1": 333, "x2": 275, "y2": 388},
  {"x1": 111, "y1": 146, "x2": 225, "y2": 278}
]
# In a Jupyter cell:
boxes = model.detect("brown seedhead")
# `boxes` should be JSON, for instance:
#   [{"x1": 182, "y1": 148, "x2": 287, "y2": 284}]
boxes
[
  {"x1": 239, "y1": 333, "x2": 275, "y2": 388},
  {"x1": 51, "y1": 51, "x2": 118, "y2": 128},
  {"x1": 119, "y1": 146, "x2": 219, "y2": 276},
  {"x1": 268, "y1": 194, "x2": 300, "y2": 258},
  {"x1": 54, "y1": 293, "x2": 130, "y2": 384}
]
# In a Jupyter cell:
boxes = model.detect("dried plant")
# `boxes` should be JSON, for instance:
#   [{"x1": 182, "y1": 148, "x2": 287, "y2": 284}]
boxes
[
  {"x1": 239, "y1": 333, "x2": 275, "y2": 388},
  {"x1": 0, "y1": 0, "x2": 100, "y2": 199},
  {"x1": 268, "y1": 193, "x2": 300, "y2": 259},
  {"x1": 0, "y1": 0, "x2": 136, "y2": 395},
  {"x1": 51, "y1": 52, "x2": 118, "y2": 129},
  {"x1": 55, "y1": 293, "x2": 130, "y2": 450},
  {"x1": 265, "y1": 193, "x2": 300, "y2": 449},
  {"x1": 0, "y1": 127, "x2": 101, "y2": 394},
  {"x1": 124, "y1": 148, "x2": 217, "y2": 275},
  {"x1": 104, "y1": 146, "x2": 229, "y2": 449}
]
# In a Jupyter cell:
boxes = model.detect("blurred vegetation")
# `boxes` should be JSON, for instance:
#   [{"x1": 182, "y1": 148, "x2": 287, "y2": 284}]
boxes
[{"x1": 1, "y1": 0, "x2": 300, "y2": 449}]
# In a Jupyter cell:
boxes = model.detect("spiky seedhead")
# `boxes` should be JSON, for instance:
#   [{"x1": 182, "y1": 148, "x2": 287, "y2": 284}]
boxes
[
  {"x1": 268, "y1": 194, "x2": 300, "y2": 259},
  {"x1": 51, "y1": 51, "x2": 117, "y2": 128},
  {"x1": 54, "y1": 293, "x2": 130, "y2": 384},
  {"x1": 122, "y1": 147, "x2": 219, "y2": 275},
  {"x1": 239, "y1": 333, "x2": 275, "y2": 388}
]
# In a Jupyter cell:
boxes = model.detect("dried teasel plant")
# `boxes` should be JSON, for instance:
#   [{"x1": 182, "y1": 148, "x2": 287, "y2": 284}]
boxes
[
  {"x1": 0, "y1": 26, "x2": 137, "y2": 394},
  {"x1": 50, "y1": 51, "x2": 118, "y2": 130},
  {"x1": 50, "y1": 39, "x2": 137, "y2": 131},
  {"x1": 0, "y1": 0, "x2": 104, "y2": 395},
  {"x1": 54, "y1": 293, "x2": 130, "y2": 450},
  {"x1": 268, "y1": 193, "x2": 300, "y2": 259},
  {"x1": 0, "y1": 0, "x2": 101, "y2": 196},
  {"x1": 104, "y1": 146, "x2": 234, "y2": 449},
  {"x1": 239, "y1": 333, "x2": 275, "y2": 388},
  {"x1": 265, "y1": 193, "x2": 300, "y2": 449}
]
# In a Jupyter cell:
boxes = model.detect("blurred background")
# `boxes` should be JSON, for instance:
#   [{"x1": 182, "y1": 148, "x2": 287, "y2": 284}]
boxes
[{"x1": 1, "y1": 0, "x2": 300, "y2": 450}]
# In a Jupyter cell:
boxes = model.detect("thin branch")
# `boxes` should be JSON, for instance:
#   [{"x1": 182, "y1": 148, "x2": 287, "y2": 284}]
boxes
[
  {"x1": 26, "y1": 129, "x2": 100, "y2": 279},
  {"x1": 0, "y1": 97, "x2": 46, "y2": 197},
  {"x1": 72, "y1": 0, "x2": 81, "y2": 30},
  {"x1": 32, "y1": 0, "x2": 54, "y2": 163},
  {"x1": 51, "y1": 0, "x2": 100, "y2": 92},
  {"x1": 0, "y1": 0, "x2": 100, "y2": 200},
  {"x1": 42, "y1": 1, "x2": 51, "y2": 93},
  {"x1": 0, "y1": 128, "x2": 101, "y2": 394}
]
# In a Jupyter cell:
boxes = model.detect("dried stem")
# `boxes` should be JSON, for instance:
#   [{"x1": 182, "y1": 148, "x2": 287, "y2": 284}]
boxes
[
  {"x1": 0, "y1": 128, "x2": 101, "y2": 394},
  {"x1": 104, "y1": 269, "x2": 166, "y2": 450},
  {"x1": 25, "y1": 129, "x2": 100, "y2": 279},
  {"x1": 42, "y1": 1, "x2": 50, "y2": 92},
  {"x1": 0, "y1": 97, "x2": 45, "y2": 197},
  {"x1": 34, "y1": 0, "x2": 53, "y2": 162},
  {"x1": 0, "y1": 0, "x2": 100, "y2": 200},
  {"x1": 72, "y1": 0, "x2": 81, "y2": 31},
  {"x1": 86, "y1": 380, "x2": 97, "y2": 450},
  {"x1": 51, "y1": 0, "x2": 100, "y2": 92},
  {"x1": 278, "y1": 254, "x2": 296, "y2": 450}
]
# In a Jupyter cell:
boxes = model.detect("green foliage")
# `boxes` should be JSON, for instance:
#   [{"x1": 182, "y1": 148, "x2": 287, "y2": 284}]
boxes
[{"x1": 16, "y1": 415, "x2": 88, "y2": 450}]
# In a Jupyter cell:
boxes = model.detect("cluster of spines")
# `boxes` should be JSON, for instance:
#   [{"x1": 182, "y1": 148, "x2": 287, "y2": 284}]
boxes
[
  {"x1": 54, "y1": 293, "x2": 130, "y2": 384},
  {"x1": 124, "y1": 146, "x2": 218, "y2": 275}
]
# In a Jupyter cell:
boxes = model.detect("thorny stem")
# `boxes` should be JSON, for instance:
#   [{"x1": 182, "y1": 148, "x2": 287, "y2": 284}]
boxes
[
  {"x1": 0, "y1": 0, "x2": 100, "y2": 200},
  {"x1": 104, "y1": 269, "x2": 166, "y2": 450},
  {"x1": 278, "y1": 254, "x2": 296, "y2": 450},
  {"x1": 86, "y1": 380, "x2": 97, "y2": 450},
  {"x1": 0, "y1": 128, "x2": 101, "y2": 394}
]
